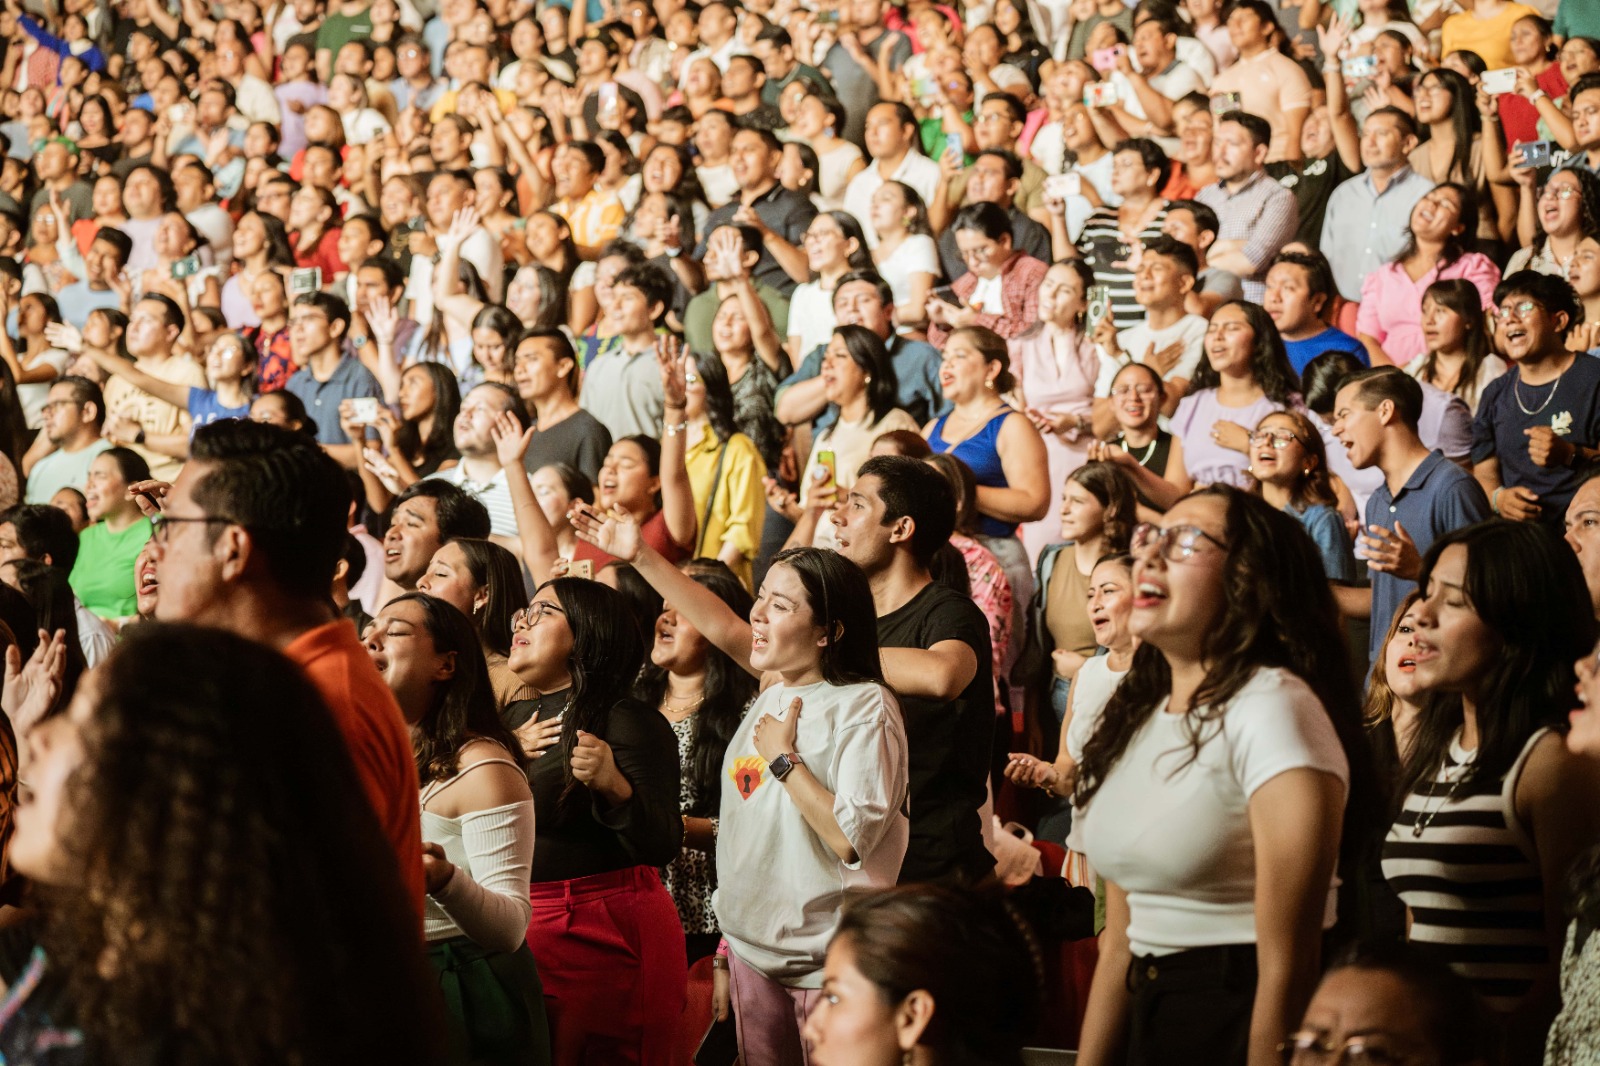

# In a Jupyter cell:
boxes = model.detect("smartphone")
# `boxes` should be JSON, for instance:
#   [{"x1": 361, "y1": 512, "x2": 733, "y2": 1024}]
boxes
[
  {"x1": 1516, "y1": 139, "x2": 1554, "y2": 169},
  {"x1": 1045, "y1": 173, "x2": 1081, "y2": 200},
  {"x1": 1480, "y1": 67, "x2": 1518, "y2": 95},
  {"x1": 943, "y1": 129, "x2": 964, "y2": 163},
  {"x1": 1210, "y1": 91, "x2": 1242, "y2": 116},
  {"x1": 1084, "y1": 82, "x2": 1119, "y2": 109},
  {"x1": 812, "y1": 450, "x2": 837, "y2": 499},
  {"x1": 1084, "y1": 285, "x2": 1113, "y2": 335},
  {"x1": 170, "y1": 254, "x2": 202, "y2": 280},
  {"x1": 290, "y1": 267, "x2": 323, "y2": 295},
  {"x1": 597, "y1": 81, "x2": 620, "y2": 120},
  {"x1": 931, "y1": 285, "x2": 965, "y2": 308},
  {"x1": 910, "y1": 74, "x2": 936, "y2": 99},
  {"x1": 349, "y1": 397, "x2": 380, "y2": 424},
  {"x1": 1341, "y1": 54, "x2": 1378, "y2": 80},
  {"x1": 815, "y1": 8, "x2": 838, "y2": 24},
  {"x1": 1090, "y1": 45, "x2": 1123, "y2": 72},
  {"x1": 570, "y1": 558, "x2": 593, "y2": 580}
]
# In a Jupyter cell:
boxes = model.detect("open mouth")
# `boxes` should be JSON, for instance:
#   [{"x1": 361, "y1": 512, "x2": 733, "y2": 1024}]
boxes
[
  {"x1": 1133, "y1": 579, "x2": 1167, "y2": 607},
  {"x1": 1394, "y1": 654, "x2": 1416, "y2": 673},
  {"x1": 751, "y1": 628, "x2": 769, "y2": 652}
]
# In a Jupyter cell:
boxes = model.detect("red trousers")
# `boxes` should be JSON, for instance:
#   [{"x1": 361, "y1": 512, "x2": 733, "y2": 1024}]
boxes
[{"x1": 526, "y1": 866, "x2": 687, "y2": 1066}]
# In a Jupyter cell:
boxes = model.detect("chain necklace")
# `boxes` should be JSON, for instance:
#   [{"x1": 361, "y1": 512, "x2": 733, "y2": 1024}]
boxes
[
  {"x1": 1514, "y1": 361, "x2": 1569, "y2": 416},
  {"x1": 1119, "y1": 434, "x2": 1158, "y2": 465},
  {"x1": 661, "y1": 689, "x2": 706, "y2": 720},
  {"x1": 1410, "y1": 763, "x2": 1470, "y2": 838}
]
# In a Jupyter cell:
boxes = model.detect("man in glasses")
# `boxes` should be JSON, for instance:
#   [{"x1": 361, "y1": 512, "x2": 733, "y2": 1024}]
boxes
[
  {"x1": 1472, "y1": 271, "x2": 1600, "y2": 535},
  {"x1": 1331, "y1": 367, "x2": 1489, "y2": 665},
  {"x1": 150, "y1": 419, "x2": 425, "y2": 915}
]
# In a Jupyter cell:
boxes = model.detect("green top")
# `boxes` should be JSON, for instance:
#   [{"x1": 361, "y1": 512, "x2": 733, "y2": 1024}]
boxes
[
  {"x1": 69, "y1": 516, "x2": 153, "y2": 620},
  {"x1": 315, "y1": 7, "x2": 373, "y2": 57}
]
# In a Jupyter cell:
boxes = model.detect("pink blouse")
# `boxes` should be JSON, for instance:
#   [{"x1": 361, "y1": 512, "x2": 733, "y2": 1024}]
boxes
[{"x1": 1355, "y1": 252, "x2": 1500, "y2": 367}]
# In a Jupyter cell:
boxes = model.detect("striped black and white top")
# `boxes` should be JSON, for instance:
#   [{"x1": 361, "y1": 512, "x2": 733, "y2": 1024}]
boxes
[
  {"x1": 1074, "y1": 205, "x2": 1170, "y2": 331},
  {"x1": 1381, "y1": 728, "x2": 1552, "y2": 1011}
]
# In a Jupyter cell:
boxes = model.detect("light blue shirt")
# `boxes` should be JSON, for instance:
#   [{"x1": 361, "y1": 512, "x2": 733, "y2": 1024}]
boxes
[{"x1": 1319, "y1": 165, "x2": 1435, "y2": 301}]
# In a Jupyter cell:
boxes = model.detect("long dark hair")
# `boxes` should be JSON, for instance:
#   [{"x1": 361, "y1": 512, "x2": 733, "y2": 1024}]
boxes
[
  {"x1": 393, "y1": 361, "x2": 462, "y2": 476},
  {"x1": 1393, "y1": 182, "x2": 1477, "y2": 271},
  {"x1": 1190, "y1": 300, "x2": 1302, "y2": 407},
  {"x1": 392, "y1": 592, "x2": 526, "y2": 784},
  {"x1": 817, "y1": 210, "x2": 875, "y2": 273},
  {"x1": 1410, "y1": 278, "x2": 1493, "y2": 407},
  {"x1": 544, "y1": 576, "x2": 646, "y2": 806},
  {"x1": 1067, "y1": 461, "x2": 1137, "y2": 552},
  {"x1": 634, "y1": 560, "x2": 757, "y2": 817},
  {"x1": 690, "y1": 346, "x2": 739, "y2": 444},
  {"x1": 1401, "y1": 521, "x2": 1596, "y2": 795},
  {"x1": 1075, "y1": 487, "x2": 1375, "y2": 862},
  {"x1": 1414, "y1": 68, "x2": 1479, "y2": 186},
  {"x1": 42, "y1": 623, "x2": 443, "y2": 1065},
  {"x1": 443, "y1": 537, "x2": 524, "y2": 657},
  {"x1": 1254, "y1": 409, "x2": 1338, "y2": 511},
  {"x1": 1535, "y1": 166, "x2": 1600, "y2": 260},
  {"x1": 248, "y1": 211, "x2": 296, "y2": 268},
  {"x1": 768, "y1": 547, "x2": 884, "y2": 686},
  {"x1": 832, "y1": 324, "x2": 901, "y2": 424}
]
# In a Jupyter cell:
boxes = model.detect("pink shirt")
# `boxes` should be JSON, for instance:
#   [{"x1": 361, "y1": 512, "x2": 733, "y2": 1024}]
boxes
[{"x1": 1355, "y1": 253, "x2": 1501, "y2": 367}]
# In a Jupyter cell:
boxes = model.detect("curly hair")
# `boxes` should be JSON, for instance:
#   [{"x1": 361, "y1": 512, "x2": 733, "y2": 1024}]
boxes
[
  {"x1": 1189, "y1": 300, "x2": 1302, "y2": 407},
  {"x1": 42, "y1": 623, "x2": 441, "y2": 1065},
  {"x1": 1074, "y1": 487, "x2": 1376, "y2": 864}
]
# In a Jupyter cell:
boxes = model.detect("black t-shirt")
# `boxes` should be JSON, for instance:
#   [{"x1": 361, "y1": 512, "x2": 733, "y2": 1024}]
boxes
[
  {"x1": 505, "y1": 690, "x2": 684, "y2": 883},
  {"x1": 112, "y1": 20, "x2": 176, "y2": 59},
  {"x1": 1268, "y1": 152, "x2": 1356, "y2": 246},
  {"x1": 876, "y1": 581, "x2": 996, "y2": 884},
  {"x1": 522, "y1": 406, "x2": 613, "y2": 485}
]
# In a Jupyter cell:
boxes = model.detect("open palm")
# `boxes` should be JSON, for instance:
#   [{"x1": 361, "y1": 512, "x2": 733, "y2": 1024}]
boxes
[{"x1": 570, "y1": 501, "x2": 643, "y2": 562}]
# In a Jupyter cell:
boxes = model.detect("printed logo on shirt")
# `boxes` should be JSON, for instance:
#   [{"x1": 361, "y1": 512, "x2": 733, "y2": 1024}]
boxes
[
  {"x1": 730, "y1": 755, "x2": 766, "y2": 800},
  {"x1": 1553, "y1": 411, "x2": 1574, "y2": 437}
]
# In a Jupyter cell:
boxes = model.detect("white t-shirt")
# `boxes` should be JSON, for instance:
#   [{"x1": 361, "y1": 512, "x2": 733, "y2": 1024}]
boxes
[
  {"x1": 1096, "y1": 314, "x2": 1209, "y2": 395},
  {"x1": 714, "y1": 680, "x2": 910, "y2": 985},
  {"x1": 875, "y1": 234, "x2": 939, "y2": 311},
  {"x1": 843, "y1": 153, "x2": 942, "y2": 247},
  {"x1": 787, "y1": 281, "x2": 838, "y2": 357},
  {"x1": 1063, "y1": 654, "x2": 1127, "y2": 853},
  {"x1": 1077, "y1": 667, "x2": 1349, "y2": 957}
]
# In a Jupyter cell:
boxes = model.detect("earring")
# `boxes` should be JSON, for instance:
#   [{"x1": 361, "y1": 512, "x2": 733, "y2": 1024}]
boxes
[
  {"x1": 985, "y1": 379, "x2": 997, "y2": 390},
  {"x1": 865, "y1": 375, "x2": 872, "y2": 383}
]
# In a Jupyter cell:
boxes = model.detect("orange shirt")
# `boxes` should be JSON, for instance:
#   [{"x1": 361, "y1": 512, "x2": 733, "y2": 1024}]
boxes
[{"x1": 285, "y1": 619, "x2": 425, "y2": 918}]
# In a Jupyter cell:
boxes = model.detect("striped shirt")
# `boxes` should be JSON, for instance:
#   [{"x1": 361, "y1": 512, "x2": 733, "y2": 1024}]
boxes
[
  {"x1": 1074, "y1": 205, "x2": 1169, "y2": 331},
  {"x1": 1381, "y1": 728, "x2": 1551, "y2": 1010}
]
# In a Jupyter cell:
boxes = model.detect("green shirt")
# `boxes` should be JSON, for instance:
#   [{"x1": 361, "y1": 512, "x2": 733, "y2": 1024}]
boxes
[
  {"x1": 316, "y1": 7, "x2": 373, "y2": 57},
  {"x1": 69, "y1": 516, "x2": 152, "y2": 620}
]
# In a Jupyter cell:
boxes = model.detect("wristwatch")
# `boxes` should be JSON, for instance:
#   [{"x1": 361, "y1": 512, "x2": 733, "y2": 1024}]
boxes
[{"x1": 769, "y1": 752, "x2": 804, "y2": 781}]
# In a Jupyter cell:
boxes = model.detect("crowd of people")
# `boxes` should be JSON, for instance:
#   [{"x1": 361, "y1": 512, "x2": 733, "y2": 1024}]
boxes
[{"x1": 0, "y1": 0, "x2": 1596, "y2": 1061}]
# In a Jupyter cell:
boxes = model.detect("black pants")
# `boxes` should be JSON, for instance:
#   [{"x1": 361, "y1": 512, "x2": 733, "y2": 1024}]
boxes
[{"x1": 1125, "y1": 944, "x2": 1256, "y2": 1066}]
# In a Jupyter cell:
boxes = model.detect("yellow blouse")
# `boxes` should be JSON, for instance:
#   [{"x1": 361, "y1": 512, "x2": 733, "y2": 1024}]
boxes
[{"x1": 684, "y1": 423, "x2": 768, "y2": 590}]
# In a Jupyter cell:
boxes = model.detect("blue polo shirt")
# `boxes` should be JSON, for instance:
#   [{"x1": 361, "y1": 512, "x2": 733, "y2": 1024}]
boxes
[
  {"x1": 1364, "y1": 449, "x2": 1490, "y2": 664},
  {"x1": 285, "y1": 355, "x2": 382, "y2": 446}
]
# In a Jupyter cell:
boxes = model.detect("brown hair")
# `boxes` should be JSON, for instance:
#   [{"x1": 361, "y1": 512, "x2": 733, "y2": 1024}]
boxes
[
  {"x1": 1252, "y1": 409, "x2": 1337, "y2": 511},
  {"x1": 948, "y1": 325, "x2": 1016, "y2": 393}
]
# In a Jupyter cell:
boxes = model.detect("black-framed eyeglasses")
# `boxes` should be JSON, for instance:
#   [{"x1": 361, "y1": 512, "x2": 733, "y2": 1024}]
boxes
[
  {"x1": 150, "y1": 513, "x2": 232, "y2": 543},
  {"x1": 1278, "y1": 1030, "x2": 1419, "y2": 1065},
  {"x1": 1131, "y1": 522, "x2": 1228, "y2": 561},
  {"x1": 511, "y1": 600, "x2": 567, "y2": 631}
]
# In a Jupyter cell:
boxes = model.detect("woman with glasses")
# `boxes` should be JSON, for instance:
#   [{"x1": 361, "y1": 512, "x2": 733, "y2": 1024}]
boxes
[
  {"x1": 927, "y1": 203, "x2": 1051, "y2": 348},
  {"x1": 1506, "y1": 166, "x2": 1600, "y2": 278},
  {"x1": 502, "y1": 576, "x2": 687, "y2": 1066},
  {"x1": 787, "y1": 212, "x2": 874, "y2": 362},
  {"x1": 1356, "y1": 184, "x2": 1501, "y2": 369},
  {"x1": 1380, "y1": 521, "x2": 1600, "y2": 1062},
  {"x1": 1282, "y1": 946, "x2": 1484, "y2": 1066},
  {"x1": 1170, "y1": 301, "x2": 1303, "y2": 490},
  {"x1": 567, "y1": 499, "x2": 909, "y2": 1066},
  {"x1": 1010, "y1": 259, "x2": 1102, "y2": 559},
  {"x1": 78, "y1": 330, "x2": 257, "y2": 440},
  {"x1": 1074, "y1": 487, "x2": 1372, "y2": 1066},
  {"x1": 363, "y1": 593, "x2": 550, "y2": 1066},
  {"x1": 1248, "y1": 410, "x2": 1357, "y2": 582},
  {"x1": 1087, "y1": 362, "x2": 1189, "y2": 518}
]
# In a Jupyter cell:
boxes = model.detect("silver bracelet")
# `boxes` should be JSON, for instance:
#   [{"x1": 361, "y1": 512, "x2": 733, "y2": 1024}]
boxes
[{"x1": 664, "y1": 420, "x2": 689, "y2": 436}]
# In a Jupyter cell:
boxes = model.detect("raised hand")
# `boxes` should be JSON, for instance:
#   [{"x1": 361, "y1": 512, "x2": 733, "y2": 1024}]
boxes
[
  {"x1": 439, "y1": 205, "x2": 482, "y2": 253},
  {"x1": 569, "y1": 499, "x2": 643, "y2": 561},
  {"x1": 763, "y1": 476, "x2": 802, "y2": 522},
  {"x1": 1316, "y1": 12, "x2": 1352, "y2": 62},
  {"x1": 367, "y1": 292, "x2": 400, "y2": 346},
  {"x1": 2, "y1": 629, "x2": 67, "y2": 737},
  {"x1": 657, "y1": 333, "x2": 688, "y2": 410},
  {"x1": 44, "y1": 321, "x2": 82, "y2": 353},
  {"x1": 1360, "y1": 521, "x2": 1421, "y2": 581},
  {"x1": 491, "y1": 409, "x2": 535, "y2": 469}
]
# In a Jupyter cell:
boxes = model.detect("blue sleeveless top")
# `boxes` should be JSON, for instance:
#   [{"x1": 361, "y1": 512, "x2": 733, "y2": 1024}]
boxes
[{"x1": 928, "y1": 407, "x2": 1017, "y2": 538}]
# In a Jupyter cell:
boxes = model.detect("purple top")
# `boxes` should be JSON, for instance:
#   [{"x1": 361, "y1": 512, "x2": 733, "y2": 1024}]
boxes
[
  {"x1": 273, "y1": 83, "x2": 327, "y2": 159},
  {"x1": 1170, "y1": 388, "x2": 1288, "y2": 488}
]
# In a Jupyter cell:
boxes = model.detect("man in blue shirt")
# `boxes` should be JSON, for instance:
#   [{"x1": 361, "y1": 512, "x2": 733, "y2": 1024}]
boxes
[
  {"x1": 1263, "y1": 251, "x2": 1365, "y2": 375},
  {"x1": 1331, "y1": 367, "x2": 1490, "y2": 663},
  {"x1": 55, "y1": 227, "x2": 128, "y2": 329},
  {"x1": 284, "y1": 292, "x2": 382, "y2": 468}
]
